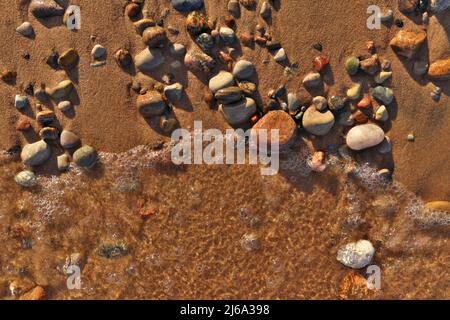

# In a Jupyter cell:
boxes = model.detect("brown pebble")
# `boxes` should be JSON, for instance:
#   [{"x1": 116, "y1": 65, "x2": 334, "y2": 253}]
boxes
[
  {"x1": 115, "y1": 49, "x2": 132, "y2": 68},
  {"x1": 251, "y1": 110, "x2": 297, "y2": 147},
  {"x1": 16, "y1": 117, "x2": 32, "y2": 131},
  {"x1": 1, "y1": 69, "x2": 17, "y2": 83},
  {"x1": 351, "y1": 110, "x2": 369, "y2": 124},
  {"x1": 125, "y1": 3, "x2": 141, "y2": 19}
]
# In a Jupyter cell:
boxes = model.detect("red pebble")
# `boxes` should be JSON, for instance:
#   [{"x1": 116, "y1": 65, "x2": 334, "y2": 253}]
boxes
[{"x1": 313, "y1": 55, "x2": 329, "y2": 72}]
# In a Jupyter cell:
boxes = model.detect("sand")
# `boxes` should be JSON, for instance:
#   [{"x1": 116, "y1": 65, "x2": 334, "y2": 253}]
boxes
[{"x1": 0, "y1": 0, "x2": 449, "y2": 299}]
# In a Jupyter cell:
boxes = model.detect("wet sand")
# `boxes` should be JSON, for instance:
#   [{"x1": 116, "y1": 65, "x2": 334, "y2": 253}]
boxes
[{"x1": 0, "y1": 0, "x2": 449, "y2": 299}]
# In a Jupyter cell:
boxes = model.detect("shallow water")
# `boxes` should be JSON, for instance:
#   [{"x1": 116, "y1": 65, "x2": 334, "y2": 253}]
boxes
[{"x1": 0, "y1": 142, "x2": 448, "y2": 300}]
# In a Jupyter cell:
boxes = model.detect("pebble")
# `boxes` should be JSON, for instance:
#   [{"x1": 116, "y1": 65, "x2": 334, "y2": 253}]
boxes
[
  {"x1": 240, "y1": 233, "x2": 260, "y2": 251},
  {"x1": 260, "y1": 1, "x2": 272, "y2": 19},
  {"x1": 215, "y1": 86, "x2": 243, "y2": 104},
  {"x1": 360, "y1": 55, "x2": 380, "y2": 76},
  {"x1": 236, "y1": 81, "x2": 255, "y2": 96},
  {"x1": 389, "y1": 30, "x2": 427, "y2": 59},
  {"x1": 219, "y1": 27, "x2": 236, "y2": 45},
  {"x1": 21, "y1": 140, "x2": 51, "y2": 166},
  {"x1": 91, "y1": 44, "x2": 106, "y2": 60},
  {"x1": 14, "y1": 171, "x2": 37, "y2": 188},
  {"x1": 346, "y1": 83, "x2": 362, "y2": 100},
  {"x1": 73, "y1": 146, "x2": 97, "y2": 169},
  {"x1": 422, "y1": 12, "x2": 429, "y2": 24},
  {"x1": 45, "y1": 80, "x2": 74, "y2": 100},
  {"x1": 114, "y1": 49, "x2": 132, "y2": 68},
  {"x1": 209, "y1": 71, "x2": 235, "y2": 93},
  {"x1": 58, "y1": 49, "x2": 79, "y2": 70},
  {"x1": 133, "y1": 18, "x2": 156, "y2": 35},
  {"x1": 377, "y1": 168, "x2": 392, "y2": 180},
  {"x1": 186, "y1": 11, "x2": 212, "y2": 37},
  {"x1": 328, "y1": 95, "x2": 347, "y2": 111},
  {"x1": 308, "y1": 151, "x2": 326, "y2": 172},
  {"x1": 338, "y1": 111, "x2": 355, "y2": 127},
  {"x1": 142, "y1": 26, "x2": 167, "y2": 48},
  {"x1": 46, "y1": 52, "x2": 59, "y2": 69},
  {"x1": 346, "y1": 124, "x2": 385, "y2": 150},
  {"x1": 196, "y1": 33, "x2": 214, "y2": 52},
  {"x1": 407, "y1": 133, "x2": 415, "y2": 142},
  {"x1": 15, "y1": 95, "x2": 29, "y2": 110},
  {"x1": 240, "y1": 0, "x2": 257, "y2": 9},
  {"x1": 380, "y1": 9, "x2": 394, "y2": 22},
  {"x1": 36, "y1": 110, "x2": 55, "y2": 126},
  {"x1": 184, "y1": 50, "x2": 215, "y2": 74},
  {"x1": 395, "y1": 18, "x2": 404, "y2": 28},
  {"x1": 311, "y1": 96, "x2": 327, "y2": 111},
  {"x1": 351, "y1": 110, "x2": 368, "y2": 124},
  {"x1": 57, "y1": 154, "x2": 70, "y2": 172},
  {"x1": 228, "y1": 0, "x2": 240, "y2": 17},
  {"x1": 413, "y1": 60, "x2": 428, "y2": 76},
  {"x1": 16, "y1": 117, "x2": 32, "y2": 131},
  {"x1": 221, "y1": 97, "x2": 257, "y2": 127},
  {"x1": 171, "y1": 0, "x2": 204, "y2": 12},
  {"x1": 398, "y1": 0, "x2": 419, "y2": 13},
  {"x1": 381, "y1": 59, "x2": 391, "y2": 71},
  {"x1": 375, "y1": 105, "x2": 389, "y2": 122},
  {"x1": 372, "y1": 86, "x2": 394, "y2": 105},
  {"x1": 313, "y1": 55, "x2": 329, "y2": 72},
  {"x1": 357, "y1": 94, "x2": 372, "y2": 108},
  {"x1": 159, "y1": 115, "x2": 179, "y2": 134},
  {"x1": 266, "y1": 41, "x2": 281, "y2": 51},
  {"x1": 374, "y1": 71, "x2": 392, "y2": 84},
  {"x1": 287, "y1": 93, "x2": 300, "y2": 114},
  {"x1": 428, "y1": 58, "x2": 450, "y2": 80},
  {"x1": 302, "y1": 106, "x2": 335, "y2": 136},
  {"x1": 57, "y1": 100, "x2": 72, "y2": 112},
  {"x1": 252, "y1": 110, "x2": 297, "y2": 146},
  {"x1": 60, "y1": 130, "x2": 81, "y2": 149},
  {"x1": 302, "y1": 72, "x2": 322, "y2": 88},
  {"x1": 35, "y1": 87, "x2": 48, "y2": 102},
  {"x1": 125, "y1": 3, "x2": 141, "y2": 18},
  {"x1": 337, "y1": 240, "x2": 375, "y2": 269},
  {"x1": 377, "y1": 136, "x2": 392, "y2": 154},
  {"x1": 1, "y1": 70, "x2": 17, "y2": 83},
  {"x1": 273, "y1": 48, "x2": 287, "y2": 62},
  {"x1": 137, "y1": 91, "x2": 167, "y2": 117},
  {"x1": 345, "y1": 57, "x2": 360, "y2": 75},
  {"x1": 39, "y1": 127, "x2": 58, "y2": 141},
  {"x1": 135, "y1": 48, "x2": 165, "y2": 72},
  {"x1": 16, "y1": 22, "x2": 34, "y2": 38},
  {"x1": 425, "y1": 201, "x2": 450, "y2": 213},
  {"x1": 164, "y1": 83, "x2": 183, "y2": 102},
  {"x1": 30, "y1": 0, "x2": 64, "y2": 18},
  {"x1": 232, "y1": 60, "x2": 255, "y2": 80},
  {"x1": 169, "y1": 43, "x2": 186, "y2": 57}
]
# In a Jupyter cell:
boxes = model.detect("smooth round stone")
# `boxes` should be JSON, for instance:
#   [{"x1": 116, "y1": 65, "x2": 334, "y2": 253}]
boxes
[
  {"x1": 372, "y1": 86, "x2": 394, "y2": 105},
  {"x1": 30, "y1": 0, "x2": 64, "y2": 18},
  {"x1": 142, "y1": 26, "x2": 167, "y2": 48},
  {"x1": 345, "y1": 57, "x2": 360, "y2": 75},
  {"x1": 302, "y1": 72, "x2": 321, "y2": 87},
  {"x1": 251, "y1": 110, "x2": 297, "y2": 146},
  {"x1": 135, "y1": 48, "x2": 165, "y2": 72},
  {"x1": 209, "y1": 71, "x2": 235, "y2": 93},
  {"x1": 169, "y1": 43, "x2": 186, "y2": 57},
  {"x1": 36, "y1": 110, "x2": 55, "y2": 126},
  {"x1": 58, "y1": 49, "x2": 79, "y2": 70},
  {"x1": 346, "y1": 124, "x2": 385, "y2": 151},
  {"x1": 16, "y1": 22, "x2": 34, "y2": 37},
  {"x1": 73, "y1": 146, "x2": 97, "y2": 169},
  {"x1": 57, "y1": 154, "x2": 70, "y2": 172},
  {"x1": 137, "y1": 91, "x2": 167, "y2": 117},
  {"x1": 215, "y1": 86, "x2": 243, "y2": 104},
  {"x1": 287, "y1": 93, "x2": 300, "y2": 114},
  {"x1": 15, "y1": 95, "x2": 29, "y2": 110},
  {"x1": 60, "y1": 130, "x2": 80, "y2": 149},
  {"x1": 57, "y1": 100, "x2": 72, "y2": 112},
  {"x1": 219, "y1": 27, "x2": 236, "y2": 45},
  {"x1": 273, "y1": 48, "x2": 287, "y2": 62},
  {"x1": 14, "y1": 171, "x2": 37, "y2": 188},
  {"x1": 312, "y1": 96, "x2": 327, "y2": 111},
  {"x1": 232, "y1": 60, "x2": 254, "y2": 79},
  {"x1": 337, "y1": 240, "x2": 375, "y2": 269},
  {"x1": 171, "y1": 0, "x2": 204, "y2": 12},
  {"x1": 91, "y1": 44, "x2": 106, "y2": 59},
  {"x1": 389, "y1": 30, "x2": 427, "y2": 59},
  {"x1": 21, "y1": 140, "x2": 51, "y2": 167},
  {"x1": 302, "y1": 106, "x2": 335, "y2": 136},
  {"x1": 220, "y1": 97, "x2": 257, "y2": 127},
  {"x1": 133, "y1": 18, "x2": 156, "y2": 35},
  {"x1": 164, "y1": 83, "x2": 183, "y2": 102},
  {"x1": 260, "y1": 1, "x2": 272, "y2": 19},
  {"x1": 425, "y1": 201, "x2": 450, "y2": 213},
  {"x1": 45, "y1": 80, "x2": 74, "y2": 100}
]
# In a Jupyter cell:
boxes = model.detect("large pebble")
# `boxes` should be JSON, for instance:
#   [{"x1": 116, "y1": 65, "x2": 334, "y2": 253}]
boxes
[
  {"x1": 209, "y1": 71, "x2": 235, "y2": 93},
  {"x1": 14, "y1": 171, "x2": 37, "y2": 188},
  {"x1": 372, "y1": 86, "x2": 394, "y2": 105},
  {"x1": 164, "y1": 83, "x2": 184, "y2": 102},
  {"x1": 302, "y1": 106, "x2": 335, "y2": 136},
  {"x1": 215, "y1": 86, "x2": 243, "y2": 104},
  {"x1": 428, "y1": 58, "x2": 450, "y2": 80},
  {"x1": 21, "y1": 140, "x2": 51, "y2": 166},
  {"x1": 219, "y1": 27, "x2": 236, "y2": 45},
  {"x1": 58, "y1": 49, "x2": 79, "y2": 70},
  {"x1": 45, "y1": 80, "x2": 74, "y2": 100},
  {"x1": 135, "y1": 48, "x2": 165, "y2": 72},
  {"x1": 137, "y1": 91, "x2": 167, "y2": 117},
  {"x1": 220, "y1": 97, "x2": 257, "y2": 126},
  {"x1": 30, "y1": 0, "x2": 64, "y2": 18},
  {"x1": 60, "y1": 130, "x2": 80, "y2": 149},
  {"x1": 232, "y1": 60, "x2": 254, "y2": 80},
  {"x1": 171, "y1": 0, "x2": 204, "y2": 12},
  {"x1": 337, "y1": 240, "x2": 375, "y2": 269},
  {"x1": 73, "y1": 146, "x2": 97, "y2": 169},
  {"x1": 302, "y1": 72, "x2": 321, "y2": 88},
  {"x1": 426, "y1": 201, "x2": 450, "y2": 213},
  {"x1": 312, "y1": 96, "x2": 327, "y2": 111},
  {"x1": 16, "y1": 22, "x2": 34, "y2": 37},
  {"x1": 252, "y1": 110, "x2": 297, "y2": 146},
  {"x1": 142, "y1": 26, "x2": 167, "y2": 48},
  {"x1": 346, "y1": 124, "x2": 385, "y2": 151},
  {"x1": 390, "y1": 30, "x2": 427, "y2": 59}
]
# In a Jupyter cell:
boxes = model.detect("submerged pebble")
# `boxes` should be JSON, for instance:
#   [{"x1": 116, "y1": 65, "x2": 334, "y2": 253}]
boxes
[
  {"x1": 337, "y1": 240, "x2": 375, "y2": 269},
  {"x1": 14, "y1": 171, "x2": 37, "y2": 188}
]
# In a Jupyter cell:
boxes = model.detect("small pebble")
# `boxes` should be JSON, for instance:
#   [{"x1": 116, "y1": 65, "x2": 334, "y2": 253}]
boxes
[
  {"x1": 91, "y1": 44, "x2": 106, "y2": 60},
  {"x1": 16, "y1": 22, "x2": 34, "y2": 38},
  {"x1": 407, "y1": 133, "x2": 415, "y2": 142},
  {"x1": 345, "y1": 57, "x2": 360, "y2": 75},
  {"x1": 57, "y1": 154, "x2": 70, "y2": 172},
  {"x1": 273, "y1": 48, "x2": 287, "y2": 62},
  {"x1": 15, "y1": 95, "x2": 29, "y2": 110},
  {"x1": 14, "y1": 171, "x2": 37, "y2": 188},
  {"x1": 57, "y1": 100, "x2": 72, "y2": 112}
]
